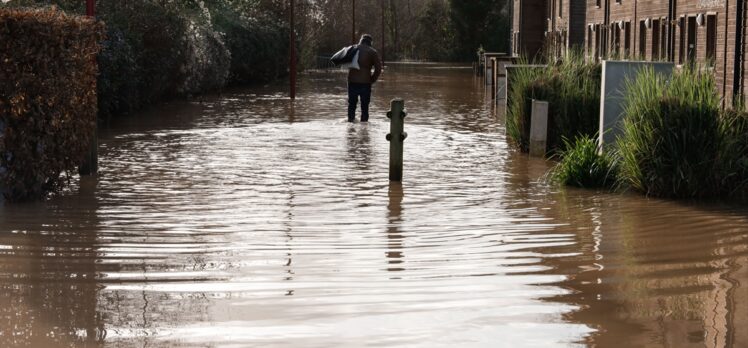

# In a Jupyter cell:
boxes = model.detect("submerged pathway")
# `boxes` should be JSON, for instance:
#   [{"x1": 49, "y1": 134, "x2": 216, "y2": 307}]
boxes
[{"x1": 1, "y1": 64, "x2": 747, "y2": 347}]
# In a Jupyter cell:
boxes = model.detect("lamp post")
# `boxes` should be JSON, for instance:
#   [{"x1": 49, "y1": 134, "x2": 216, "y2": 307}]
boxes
[{"x1": 289, "y1": 0, "x2": 296, "y2": 99}]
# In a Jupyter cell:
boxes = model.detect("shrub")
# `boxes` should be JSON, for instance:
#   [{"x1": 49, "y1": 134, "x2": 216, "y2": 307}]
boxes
[
  {"x1": 3, "y1": 0, "x2": 286, "y2": 118},
  {"x1": 95, "y1": 1, "x2": 230, "y2": 115},
  {"x1": 718, "y1": 109, "x2": 748, "y2": 198},
  {"x1": 506, "y1": 51, "x2": 601, "y2": 154},
  {"x1": 0, "y1": 8, "x2": 104, "y2": 201},
  {"x1": 97, "y1": 27, "x2": 139, "y2": 118},
  {"x1": 550, "y1": 135, "x2": 618, "y2": 188},
  {"x1": 213, "y1": 11, "x2": 289, "y2": 85},
  {"x1": 617, "y1": 67, "x2": 722, "y2": 198},
  {"x1": 179, "y1": 21, "x2": 231, "y2": 95}
]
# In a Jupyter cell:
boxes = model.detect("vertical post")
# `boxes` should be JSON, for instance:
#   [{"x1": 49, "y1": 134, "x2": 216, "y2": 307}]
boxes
[
  {"x1": 386, "y1": 99, "x2": 407, "y2": 181},
  {"x1": 352, "y1": 0, "x2": 356, "y2": 44},
  {"x1": 381, "y1": 0, "x2": 386, "y2": 65},
  {"x1": 529, "y1": 100, "x2": 549, "y2": 157},
  {"x1": 86, "y1": 0, "x2": 94, "y2": 16},
  {"x1": 289, "y1": 0, "x2": 296, "y2": 100},
  {"x1": 491, "y1": 58, "x2": 497, "y2": 99},
  {"x1": 80, "y1": 0, "x2": 97, "y2": 176}
]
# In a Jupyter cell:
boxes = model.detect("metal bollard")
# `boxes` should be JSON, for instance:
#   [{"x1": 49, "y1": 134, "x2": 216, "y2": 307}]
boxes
[{"x1": 386, "y1": 99, "x2": 407, "y2": 181}]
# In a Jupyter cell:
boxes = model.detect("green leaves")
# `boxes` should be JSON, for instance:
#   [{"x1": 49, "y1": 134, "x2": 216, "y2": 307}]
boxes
[
  {"x1": 550, "y1": 134, "x2": 618, "y2": 189},
  {"x1": 506, "y1": 51, "x2": 601, "y2": 154}
]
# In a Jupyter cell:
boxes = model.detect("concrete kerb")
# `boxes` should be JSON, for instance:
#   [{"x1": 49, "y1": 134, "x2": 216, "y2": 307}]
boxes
[{"x1": 599, "y1": 60, "x2": 674, "y2": 150}]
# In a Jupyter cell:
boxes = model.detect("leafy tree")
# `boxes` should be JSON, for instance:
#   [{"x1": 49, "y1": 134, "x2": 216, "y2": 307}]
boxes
[{"x1": 448, "y1": 0, "x2": 509, "y2": 60}]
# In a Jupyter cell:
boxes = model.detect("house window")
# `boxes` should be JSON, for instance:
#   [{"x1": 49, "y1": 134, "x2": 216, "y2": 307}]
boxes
[
  {"x1": 652, "y1": 19, "x2": 660, "y2": 60},
  {"x1": 660, "y1": 19, "x2": 667, "y2": 61},
  {"x1": 596, "y1": 0, "x2": 601, "y2": 7},
  {"x1": 588, "y1": 26, "x2": 593, "y2": 55},
  {"x1": 679, "y1": 16, "x2": 685, "y2": 64},
  {"x1": 687, "y1": 16, "x2": 697, "y2": 63},
  {"x1": 612, "y1": 24, "x2": 621, "y2": 57},
  {"x1": 624, "y1": 21, "x2": 631, "y2": 58},
  {"x1": 559, "y1": 0, "x2": 563, "y2": 18},
  {"x1": 639, "y1": 21, "x2": 647, "y2": 58},
  {"x1": 706, "y1": 14, "x2": 717, "y2": 67}
]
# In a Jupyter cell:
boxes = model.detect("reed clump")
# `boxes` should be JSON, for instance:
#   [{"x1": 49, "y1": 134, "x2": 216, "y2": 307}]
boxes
[
  {"x1": 615, "y1": 66, "x2": 748, "y2": 199},
  {"x1": 506, "y1": 51, "x2": 601, "y2": 154},
  {"x1": 550, "y1": 135, "x2": 618, "y2": 188}
]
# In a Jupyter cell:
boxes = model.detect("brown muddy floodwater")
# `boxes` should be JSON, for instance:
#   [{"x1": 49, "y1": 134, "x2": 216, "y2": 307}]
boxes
[{"x1": 1, "y1": 63, "x2": 747, "y2": 348}]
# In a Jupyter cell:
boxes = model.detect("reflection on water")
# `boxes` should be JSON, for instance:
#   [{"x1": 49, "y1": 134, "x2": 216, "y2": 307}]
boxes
[
  {"x1": 387, "y1": 182, "x2": 404, "y2": 274},
  {"x1": 0, "y1": 63, "x2": 746, "y2": 347}
]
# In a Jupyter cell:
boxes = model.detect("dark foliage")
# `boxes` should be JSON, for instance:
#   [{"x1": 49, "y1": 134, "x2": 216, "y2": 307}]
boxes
[{"x1": 0, "y1": 8, "x2": 104, "y2": 201}]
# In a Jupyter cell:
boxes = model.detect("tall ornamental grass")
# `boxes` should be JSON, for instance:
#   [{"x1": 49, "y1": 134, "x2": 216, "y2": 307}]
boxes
[
  {"x1": 549, "y1": 135, "x2": 618, "y2": 189},
  {"x1": 616, "y1": 67, "x2": 722, "y2": 198},
  {"x1": 506, "y1": 51, "x2": 601, "y2": 154},
  {"x1": 718, "y1": 109, "x2": 748, "y2": 198}
]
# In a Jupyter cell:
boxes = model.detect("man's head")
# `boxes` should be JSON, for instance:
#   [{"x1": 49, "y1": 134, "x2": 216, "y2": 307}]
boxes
[{"x1": 359, "y1": 34, "x2": 373, "y2": 46}]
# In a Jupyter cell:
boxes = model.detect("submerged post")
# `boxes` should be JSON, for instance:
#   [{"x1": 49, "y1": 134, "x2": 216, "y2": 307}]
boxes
[
  {"x1": 289, "y1": 0, "x2": 296, "y2": 99},
  {"x1": 80, "y1": 0, "x2": 97, "y2": 176},
  {"x1": 529, "y1": 100, "x2": 549, "y2": 157},
  {"x1": 386, "y1": 99, "x2": 407, "y2": 181}
]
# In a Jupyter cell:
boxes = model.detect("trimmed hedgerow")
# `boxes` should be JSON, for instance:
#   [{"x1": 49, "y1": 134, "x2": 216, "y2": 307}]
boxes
[
  {"x1": 0, "y1": 8, "x2": 104, "y2": 201},
  {"x1": 3, "y1": 0, "x2": 288, "y2": 119}
]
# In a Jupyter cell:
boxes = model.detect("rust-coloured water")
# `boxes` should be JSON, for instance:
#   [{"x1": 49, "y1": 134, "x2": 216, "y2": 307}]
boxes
[{"x1": 1, "y1": 64, "x2": 746, "y2": 347}]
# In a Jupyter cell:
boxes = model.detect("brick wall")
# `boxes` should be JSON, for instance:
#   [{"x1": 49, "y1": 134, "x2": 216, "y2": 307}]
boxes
[{"x1": 578, "y1": 0, "x2": 744, "y2": 104}]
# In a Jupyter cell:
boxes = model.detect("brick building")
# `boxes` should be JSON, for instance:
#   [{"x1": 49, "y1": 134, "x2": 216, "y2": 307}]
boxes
[
  {"x1": 511, "y1": 0, "x2": 587, "y2": 58},
  {"x1": 512, "y1": 0, "x2": 748, "y2": 105},
  {"x1": 511, "y1": 0, "x2": 548, "y2": 59},
  {"x1": 586, "y1": 0, "x2": 746, "y2": 105}
]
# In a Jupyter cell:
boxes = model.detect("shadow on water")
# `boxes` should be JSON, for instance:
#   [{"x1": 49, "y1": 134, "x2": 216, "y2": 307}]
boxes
[
  {"x1": 0, "y1": 177, "x2": 104, "y2": 347},
  {"x1": 386, "y1": 182, "x2": 405, "y2": 275}
]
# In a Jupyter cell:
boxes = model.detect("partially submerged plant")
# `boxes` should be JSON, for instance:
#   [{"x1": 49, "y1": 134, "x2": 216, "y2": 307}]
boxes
[
  {"x1": 616, "y1": 66, "x2": 722, "y2": 198},
  {"x1": 549, "y1": 135, "x2": 618, "y2": 189},
  {"x1": 506, "y1": 50, "x2": 600, "y2": 155}
]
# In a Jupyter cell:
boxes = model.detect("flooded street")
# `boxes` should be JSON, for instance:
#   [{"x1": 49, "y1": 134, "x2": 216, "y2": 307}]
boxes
[{"x1": 1, "y1": 63, "x2": 747, "y2": 347}]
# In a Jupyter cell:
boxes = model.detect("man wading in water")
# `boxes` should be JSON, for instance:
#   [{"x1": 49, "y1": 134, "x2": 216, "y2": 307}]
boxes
[{"x1": 348, "y1": 34, "x2": 383, "y2": 122}]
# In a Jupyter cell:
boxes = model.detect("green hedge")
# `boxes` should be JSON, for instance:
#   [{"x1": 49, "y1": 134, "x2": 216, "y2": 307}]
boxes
[
  {"x1": 0, "y1": 8, "x2": 104, "y2": 201},
  {"x1": 95, "y1": 1, "x2": 231, "y2": 118},
  {"x1": 3, "y1": 0, "x2": 288, "y2": 118}
]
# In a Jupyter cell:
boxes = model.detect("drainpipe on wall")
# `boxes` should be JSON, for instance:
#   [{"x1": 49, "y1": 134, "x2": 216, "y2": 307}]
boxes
[
  {"x1": 667, "y1": 0, "x2": 674, "y2": 61},
  {"x1": 723, "y1": 0, "x2": 729, "y2": 107},
  {"x1": 604, "y1": 0, "x2": 610, "y2": 55},
  {"x1": 634, "y1": 0, "x2": 637, "y2": 58},
  {"x1": 733, "y1": 0, "x2": 745, "y2": 103}
]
